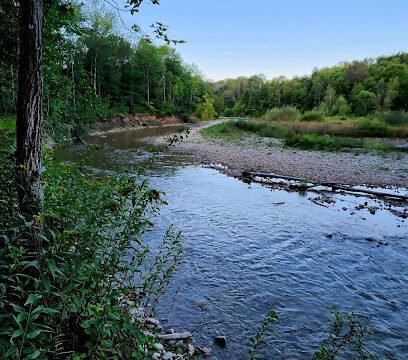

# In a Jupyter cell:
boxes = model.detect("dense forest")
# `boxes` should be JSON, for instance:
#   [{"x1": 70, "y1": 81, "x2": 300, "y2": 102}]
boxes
[
  {"x1": 211, "y1": 54, "x2": 408, "y2": 120},
  {"x1": 0, "y1": 0, "x2": 212, "y2": 140},
  {"x1": 2, "y1": 1, "x2": 408, "y2": 141}
]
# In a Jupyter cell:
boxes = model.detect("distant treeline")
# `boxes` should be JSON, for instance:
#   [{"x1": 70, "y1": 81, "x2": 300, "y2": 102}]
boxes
[
  {"x1": 211, "y1": 54, "x2": 408, "y2": 119},
  {"x1": 0, "y1": 1, "x2": 212, "y2": 139}
]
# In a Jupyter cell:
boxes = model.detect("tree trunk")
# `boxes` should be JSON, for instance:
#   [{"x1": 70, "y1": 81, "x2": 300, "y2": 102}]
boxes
[
  {"x1": 94, "y1": 52, "x2": 97, "y2": 95},
  {"x1": 162, "y1": 72, "x2": 166, "y2": 103},
  {"x1": 16, "y1": 0, "x2": 44, "y2": 252},
  {"x1": 146, "y1": 68, "x2": 150, "y2": 103},
  {"x1": 71, "y1": 55, "x2": 76, "y2": 111}
]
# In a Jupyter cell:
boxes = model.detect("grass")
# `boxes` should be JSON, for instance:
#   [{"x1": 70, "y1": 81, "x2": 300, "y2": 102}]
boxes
[
  {"x1": 0, "y1": 114, "x2": 16, "y2": 152},
  {"x1": 0, "y1": 114, "x2": 16, "y2": 132},
  {"x1": 201, "y1": 119, "x2": 408, "y2": 153}
]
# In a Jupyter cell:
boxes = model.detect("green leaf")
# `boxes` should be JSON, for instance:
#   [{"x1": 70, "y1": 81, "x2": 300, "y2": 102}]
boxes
[
  {"x1": 43, "y1": 276, "x2": 50, "y2": 292},
  {"x1": 27, "y1": 329, "x2": 42, "y2": 339},
  {"x1": 25, "y1": 294, "x2": 42, "y2": 306},
  {"x1": 11, "y1": 328, "x2": 24, "y2": 339},
  {"x1": 15, "y1": 311, "x2": 28, "y2": 324},
  {"x1": 25, "y1": 350, "x2": 41, "y2": 359}
]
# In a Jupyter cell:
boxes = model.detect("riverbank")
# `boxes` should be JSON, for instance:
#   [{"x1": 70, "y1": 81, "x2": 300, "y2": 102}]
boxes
[
  {"x1": 88, "y1": 114, "x2": 186, "y2": 136},
  {"x1": 144, "y1": 126, "x2": 408, "y2": 188}
]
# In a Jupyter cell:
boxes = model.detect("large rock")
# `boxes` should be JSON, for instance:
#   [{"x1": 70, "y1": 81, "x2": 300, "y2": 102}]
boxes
[
  {"x1": 214, "y1": 335, "x2": 226, "y2": 347},
  {"x1": 157, "y1": 332, "x2": 193, "y2": 341}
]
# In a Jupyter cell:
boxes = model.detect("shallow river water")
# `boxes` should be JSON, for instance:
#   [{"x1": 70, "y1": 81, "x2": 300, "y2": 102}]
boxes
[{"x1": 57, "y1": 126, "x2": 408, "y2": 359}]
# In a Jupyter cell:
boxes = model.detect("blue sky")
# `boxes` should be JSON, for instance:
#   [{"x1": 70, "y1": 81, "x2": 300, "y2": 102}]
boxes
[{"x1": 119, "y1": 0, "x2": 408, "y2": 81}]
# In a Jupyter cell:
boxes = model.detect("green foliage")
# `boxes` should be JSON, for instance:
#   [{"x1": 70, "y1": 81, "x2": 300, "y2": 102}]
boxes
[
  {"x1": 378, "y1": 110, "x2": 408, "y2": 125},
  {"x1": 284, "y1": 133, "x2": 365, "y2": 151},
  {"x1": 196, "y1": 94, "x2": 218, "y2": 120},
  {"x1": 0, "y1": 2, "x2": 210, "y2": 142},
  {"x1": 0, "y1": 148, "x2": 183, "y2": 359},
  {"x1": 262, "y1": 108, "x2": 280, "y2": 121},
  {"x1": 301, "y1": 111, "x2": 324, "y2": 122},
  {"x1": 248, "y1": 311, "x2": 278, "y2": 360},
  {"x1": 263, "y1": 106, "x2": 299, "y2": 122},
  {"x1": 333, "y1": 95, "x2": 350, "y2": 116},
  {"x1": 0, "y1": 115, "x2": 16, "y2": 152},
  {"x1": 356, "y1": 119, "x2": 393, "y2": 137},
  {"x1": 311, "y1": 310, "x2": 377, "y2": 360},
  {"x1": 202, "y1": 119, "x2": 406, "y2": 152},
  {"x1": 211, "y1": 53, "x2": 408, "y2": 120}
]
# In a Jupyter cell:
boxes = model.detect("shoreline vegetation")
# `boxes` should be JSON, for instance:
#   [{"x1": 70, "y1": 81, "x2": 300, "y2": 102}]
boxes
[{"x1": 142, "y1": 119, "x2": 408, "y2": 188}]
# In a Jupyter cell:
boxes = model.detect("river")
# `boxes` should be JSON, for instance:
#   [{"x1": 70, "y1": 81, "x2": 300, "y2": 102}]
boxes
[{"x1": 56, "y1": 125, "x2": 408, "y2": 359}]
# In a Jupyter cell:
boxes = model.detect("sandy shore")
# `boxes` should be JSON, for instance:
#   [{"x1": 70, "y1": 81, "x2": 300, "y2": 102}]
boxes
[{"x1": 145, "y1": 127, "x2": 408, "y2": 188}]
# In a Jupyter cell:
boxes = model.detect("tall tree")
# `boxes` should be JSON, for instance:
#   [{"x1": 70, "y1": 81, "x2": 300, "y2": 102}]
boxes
[{"x1": 16, "y1": 0, "x2": 44, "y2": 250}]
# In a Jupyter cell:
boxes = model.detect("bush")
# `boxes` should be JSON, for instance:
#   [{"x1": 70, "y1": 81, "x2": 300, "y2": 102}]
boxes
[
  {"x1": 300, "y1": 111, "x2": 324, "y2": 122},
  {"x1": 356, "y1": 119, "x2": 393, "y2": 137},
  {"x1": 378, "y1": 110, "x2": 408, "y2": 126},
  {"x1": 262, "y1": 106, "x2": 299, "y2": 122},
  {"x1": 279, "y1": 106, "x2": 299, "y2": 122},
  {"x1": 262, "y1": 108, "x2": 280, "y2": 121},
  {"x1": 0, "y1": 150, "x2": 183, "y2": 359},
  {"x1": 284, "y1": 133, "x2": 364, "y2": 151}
]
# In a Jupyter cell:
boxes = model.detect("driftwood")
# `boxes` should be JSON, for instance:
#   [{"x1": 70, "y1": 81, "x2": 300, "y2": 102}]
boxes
[{"x1": 243, "y1": 171, "x2": 408, "y2": 201}]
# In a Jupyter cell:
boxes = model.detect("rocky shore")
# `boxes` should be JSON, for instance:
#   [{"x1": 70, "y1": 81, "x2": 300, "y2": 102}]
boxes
[
  {"x1": 127, "y1": 303, "x2": 217, "y2": 359},
  {"x1": 145, "y1": 127, "x2": 408, "y2": 188}
]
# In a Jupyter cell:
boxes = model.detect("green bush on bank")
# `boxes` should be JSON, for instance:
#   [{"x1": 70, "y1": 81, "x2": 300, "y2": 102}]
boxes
[
  {"x1": 377, "y1": 110, "x2": 408, "y2": 126},
  {"x1": 0, "y1": 145, "x2": 182, "y2": 359},
  {"x1": 263, "y1": 106, "x2": 300, "y2": 122},
  {"x1": 356, "y1": 119, "x2": 393, "y2": 137},
  {"x1": 300, "y1": 111, "x2": 324, "y2": 122}
]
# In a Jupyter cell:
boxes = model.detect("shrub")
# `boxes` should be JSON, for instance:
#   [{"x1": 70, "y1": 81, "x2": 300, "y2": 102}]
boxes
[
  {"x1": 300, "y1": 111, "x2": 324, "y2": 122},
  {"x1": 379, "y1": 110, "x2": 408, "y2": 126},
  {"x1": 262, "y1": 108, "x2": 280, "y2": 121},
  {"x1": 284, "y1": 133, "x2": 364, "y2": 151},
  {"x1": 262, "y1": 106, "x2": 299, "y2": 122},
  {"x1": 0, "y1": 150, "x2": 183, "y2": 359},
  {"x1": 278, "y1": 106, "x2": 299, "y2": 122},
  {"x1": 356, "y1": 119, "x2": 393, "y2": 137}
]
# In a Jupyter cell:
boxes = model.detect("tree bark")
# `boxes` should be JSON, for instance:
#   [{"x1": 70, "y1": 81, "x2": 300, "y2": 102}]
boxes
[{"x1": 16, "y1": 0, "x2": 44, "y2": 251}]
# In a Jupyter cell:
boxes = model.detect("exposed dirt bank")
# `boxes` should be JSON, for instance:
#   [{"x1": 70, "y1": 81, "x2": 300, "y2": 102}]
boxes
[
  {"x1": 88, "y1": 114, "x2": 184, "y2": 136},
  {"x1": 144, "y1": 127, "x2": 408, "y2": 188}
]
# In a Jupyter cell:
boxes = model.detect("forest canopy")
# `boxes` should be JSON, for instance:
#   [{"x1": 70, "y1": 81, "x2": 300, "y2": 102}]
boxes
[
  {"x1": 1, "y1": 0, "x2": 408, "y2": 138},
  {"x1": 0, "y1": 0, "x2": 212, "y2": 139},
  {"x1": 212, "y1": 54, "x2": 408, "y2": 119}
]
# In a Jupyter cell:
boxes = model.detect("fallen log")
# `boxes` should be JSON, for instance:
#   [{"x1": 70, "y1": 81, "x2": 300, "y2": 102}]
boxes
[{"x1": 243, "y1": 171, "x2": 408, "y2": 201}]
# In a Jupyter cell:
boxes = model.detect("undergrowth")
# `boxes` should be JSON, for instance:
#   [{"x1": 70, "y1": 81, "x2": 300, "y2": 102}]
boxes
[{"x1": 0, "y1": 144, "x2": 182, "y2": 359}]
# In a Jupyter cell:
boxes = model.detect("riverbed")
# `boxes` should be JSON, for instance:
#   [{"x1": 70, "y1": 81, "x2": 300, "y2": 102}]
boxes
[{"x1": 57, "y1": 125, "x2": 408, "y2": 359}]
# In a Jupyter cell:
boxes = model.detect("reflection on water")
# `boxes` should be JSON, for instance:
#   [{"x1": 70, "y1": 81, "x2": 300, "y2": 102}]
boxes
[{"x1": 56, "y1": 127, "x2": 408, "y2": 360}]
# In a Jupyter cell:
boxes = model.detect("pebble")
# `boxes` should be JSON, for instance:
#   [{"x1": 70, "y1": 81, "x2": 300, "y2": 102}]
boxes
[
  {"x1": 162, "y1": 352, "x2": 176, "y2": 360},
  {"x1": 147, "y1": 318, "x2": 161, "y2": 326},
  {"x1": 196, "y1": 300, "x2": 207, "y2": 310},
  {"x1": 188, "y1": 344, "x2": 195, "y2": 356},
  {"x1": 153, "y1": 343, "x2": 164, "y2": 351},
  {"x1": 198, "y1": 346, "x2": 212, "y2": 356}
]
